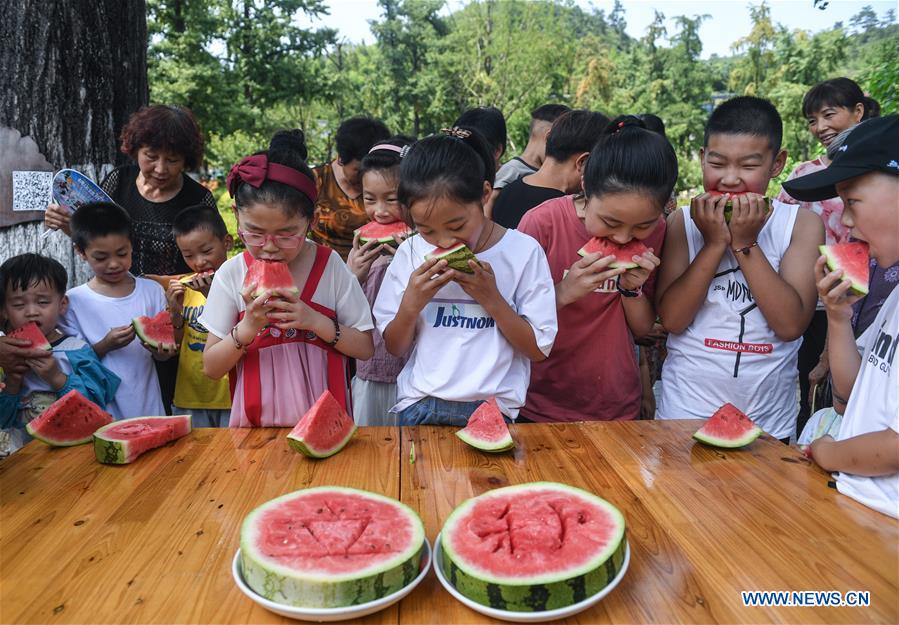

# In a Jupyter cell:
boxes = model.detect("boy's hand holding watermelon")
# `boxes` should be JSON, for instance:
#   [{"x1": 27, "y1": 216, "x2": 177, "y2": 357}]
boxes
[
  {"x1": 727, "y1": 193, "x2": 769, "y2": 251},
  {"x1": 93, "y1": 325, "x2": 136, "y2": 358},
  {"x1": 690, "y1": 192, "x2": 732, "y2": 248},
  {"x1": 814, "y1": 255, "x2": 864, "y2": 323},
  {"x1": 24, "y1": 350, "x2": 68, "y2": 390}
]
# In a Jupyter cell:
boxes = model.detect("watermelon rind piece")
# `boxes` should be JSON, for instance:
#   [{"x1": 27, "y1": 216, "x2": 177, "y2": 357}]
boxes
[
  {"x1": 26, "y1": 390, "x2": 114, "y2": 446},
  {"x1": 576, "y1": 238, "x2": 647, "y2": 269},
  {"x1": 239, "y1": 486, "x2": 426, "y2": 608},
  {"x1": 456, "y1": 399, "x2": 514, "y2": 453},
  {"x1": 819, "y1": 242, "x2": 870, "y2": 297},
  {"x1": 287, "y1": 391, "x2": 357, "y2": 459},
  {"x1": 132, "y1": 311, "x2": 177, "y2": 351},
  {"x1": 706, "y1": 192, "x2": 770, "y2": 224},
  {"x1": 424, "y1": 243, "x2": 479, "y2": 273},
  {"x1": 440, "y1": 482, "x2": 627, "y2": 612},
  {"x1": 692, "y1": 403, "x2": 763, "y2": 448},
  {"x1": 8, "y1": 322, "x2": 52, "y2": 351},
  {"x1": 355, "y1": 221, "x2": 413, "y2": 245},
  {"x1": 178, "y1": 270, "x2": 215, "y2": 289},
  {"x1": 93, "y1": 415, "x2": 192, "y2": 464}
]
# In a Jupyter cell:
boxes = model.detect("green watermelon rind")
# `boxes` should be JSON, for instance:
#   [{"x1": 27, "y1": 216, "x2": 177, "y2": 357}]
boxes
[
  {"x1": 692, "y1": 425, "x2": 763, "y2": 448},
  {"x1": 356, "y1": 222, "x2": 413, "y2": 245},
  {"x1": 456, "y1": 428, "x2": 514, "y2": 453},
  {"x1": 440, "y1": 482, "x2": 627, "y2": 612},
  {"x1": 819, "y1": 244, "x2": 869, "y2": 296},
  {"x1": 286, "y1": 425, "x2": 357, "y2": 459},
  {"x1": 425, "y1": 244, "x2": 479, "y2": 273},
  {"x1": 131, "y1": 313, "x2": 177, "y2": 350},
  {"x1": 25, "y1": 391, "x2": 113, "y2": 447},
  {"x1": 239, "y1": 486, "x2": 425, "y2": 608},
  {"x1": 9, "y1": 322, "x2": 52, "y2": 351},
  {"x1": 92, "y1": 415, "x2": 192, "y2": 464}
]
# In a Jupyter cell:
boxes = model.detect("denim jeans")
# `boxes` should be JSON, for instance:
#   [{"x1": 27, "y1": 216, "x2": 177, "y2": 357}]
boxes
[{"x1": 397, "y1": 397, "x2": 486, "y2": 426}]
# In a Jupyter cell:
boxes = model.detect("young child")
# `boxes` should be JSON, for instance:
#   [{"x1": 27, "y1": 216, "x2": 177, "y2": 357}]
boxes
[
  {"x1": 373, "y1": 128, "x2": 557, "y2": 425},
  {"x1": 200, "y1": 130, "x2": 374, "y2": 427},
  {"x1": 61, "y1": 203, "x2": 174, "y2": 420},
  {"x1": 0, "y1": 254, "x2": 120, "y2": 455},
  {"x1": 517, "y1": 116, "x2": 676, "y2": 422},
  {"x1": 346, "y1": 137, "x2": 415, "y2": 425},
  {"x1": 783, "y1": 115, "x2": 899, "y2": 519},
  {"x1": 166, "y1": 205, "x2": 234, "y2": 426},
  {"x1": 655, "y1": 96, "x2": 823, "y2": 443}
]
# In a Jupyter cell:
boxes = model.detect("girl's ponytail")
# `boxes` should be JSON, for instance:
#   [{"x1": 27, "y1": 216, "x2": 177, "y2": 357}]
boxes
[{"x1": 582, "y1": 115, "x2": 678, "y2": 208}]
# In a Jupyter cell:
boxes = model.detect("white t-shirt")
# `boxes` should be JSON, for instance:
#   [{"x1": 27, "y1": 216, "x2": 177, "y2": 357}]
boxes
[
  {"x1": 61, "y1": 276, "x2": 167, "y2": 419},
  {"x1": 834, "y1": 287, "x2": 899, "y2": 519},
  {"x1": 373, "y1": 230, "x2": 557, "y2": 418},
  {"x1": 199, "y1": 246, "x2": 374, "y2": 341}
]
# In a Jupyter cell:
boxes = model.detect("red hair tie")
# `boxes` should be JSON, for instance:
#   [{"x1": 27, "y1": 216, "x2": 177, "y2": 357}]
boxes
[{"x1": 226, "y1": 154, "x2": 318, "y2": 204}]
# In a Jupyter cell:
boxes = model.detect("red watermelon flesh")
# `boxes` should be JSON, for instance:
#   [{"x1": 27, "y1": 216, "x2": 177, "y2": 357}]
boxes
[
  {"x1": 132, "y1": 311, "x2": 176, "y2": 350},
  {"x1": 8, "y1": 322, "x2": 52, "y2": 351},
  {"x1": 241, "y1": 260, "x2": 300, "y2": 300},
  {"x1": 706, "y1": 191, "x2": 770, "y2": 223},
  {"x1": 820, "y1": 242, "x2": 870, "y2": 296},
  {"x1": 93, "y1": 415, "x2": 192, "y2": 464},
  {"x1": 287, "y1": 390, "x2": 357, "y2": 458},
  {"x1": 356, "y1": 221, "x2": 413, "y2": 245},
  {"x1": 693, "y1": 403, "x2": 763, "y2": 448},
  {"x1": 577, "y1": 238, "x2": 648, "y2": 268},
  {"x1": 26, "y1": 389, "x2": 114, "y2": 446},
  {"x1": 456, "y1": 398, "x2": 514, "y2": 452}
]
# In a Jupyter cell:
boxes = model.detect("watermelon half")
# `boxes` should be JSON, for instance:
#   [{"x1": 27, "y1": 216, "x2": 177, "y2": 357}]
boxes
[
  {"x1": 239, "y1": 486, "x2": 425, "y2": 608},
  {"x1": 356, "y1": 221, "x2": 413, "y2": 248},
  {"x1": 440, "y1": 482, "x2": 626, "y2": 612},
  {"x1": 93, "y1": 415, "x2": 192, "y2": 464},
  {"x1": 132, "y1": 311, "x2": 177, "y2": 350},
  {"x1": 8, "y1": 322, "x2": 52, "y2": 351},
  {"x1": 241, "y1": 260, "x2": 300, "y2": 300},
  {"x1": 25, "y1": 389, "x2": 114, "y2": 446},
  {"x1": 707, "y1": 191, "x2": 770, "y2": 223},
  {"x1": 456, "y1": 399, "x2": 513, "y2": 453},
  {"x1": 693, "y1": 403, "x2": 763, "y2": 448},
  {"x1": 820, "y1": 241, "x2": 870, "y2": 296},
  {"x1": 287, "y1": 390, "x2": 357, "y2": 458},
  {"x1": 576, "y1": 238, "x2": 648, "y2": 269},
  {"x1": 424, "y1": 243, "x2": 478, "y2": 273}
]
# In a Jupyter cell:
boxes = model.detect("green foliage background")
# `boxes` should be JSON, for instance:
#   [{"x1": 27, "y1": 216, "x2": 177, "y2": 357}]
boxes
[{"x1": 149, "y1": 0, "x2": 898, "y2": 206}]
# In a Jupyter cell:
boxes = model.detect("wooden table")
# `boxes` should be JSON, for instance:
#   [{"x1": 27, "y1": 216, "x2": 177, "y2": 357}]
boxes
[{"x1": 1, "y1": 421, "x2": 896, "y2": 624}]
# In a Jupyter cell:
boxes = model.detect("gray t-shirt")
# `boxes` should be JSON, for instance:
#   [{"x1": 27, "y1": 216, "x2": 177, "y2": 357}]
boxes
[{"x1": 493, "y1": 157, "x2": 537, "y2": 190}]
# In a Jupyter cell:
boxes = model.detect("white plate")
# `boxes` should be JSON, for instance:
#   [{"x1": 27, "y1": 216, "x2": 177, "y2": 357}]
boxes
[
  {"x1": 232, "y1": 540, "x2": 431, "y2": 622},
  {"x1": 433, "y1": 532, "x2": 630, "y2": 623}
]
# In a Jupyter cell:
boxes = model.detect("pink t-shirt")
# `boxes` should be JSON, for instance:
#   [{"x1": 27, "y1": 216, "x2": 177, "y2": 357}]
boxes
[
  {"x1": 517, "y1": 195, "x2": 666, "y2": 422},
  {"x1": 777, "y1": 158, "x2": 849, "y2": 245}
]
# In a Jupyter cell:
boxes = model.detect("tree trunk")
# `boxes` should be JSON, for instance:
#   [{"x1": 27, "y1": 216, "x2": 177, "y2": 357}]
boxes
[{"x1": 0, "y1": 0, "x2": 148, "y2": 284}]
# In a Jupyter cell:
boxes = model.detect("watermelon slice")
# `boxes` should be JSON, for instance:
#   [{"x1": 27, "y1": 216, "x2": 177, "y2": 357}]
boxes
[
  {"x1": 456, "y1": 398, "x2": 513, "y2": 452},
  {"x1": 8, "y1": 322, "x2": 52, "y2": 351},
  {"x1": 424, "y1": 243, "x2": 478, "y2": 273},
  {"x1": 178, "y1": 270, "x2": 215, "y2": 290},
  {"x1": 93, "y1": 415, "x2": 192, "y2": 464},
  {"x1": 440, "y1": 482, "x2": 627, "y2": 612},
  {"x1": 577, "y1": 238, "x2": 648, "y2": 269},
  {"x1": 241, "y1": 260, "x2": 299, "y2": 300},
  {"x1": 25, "y1": 390, "x2": 114, "y2": 446},
  {"x1": 819, "y1": 241, "x2": 870, "y2": 296},
  {"x1": 132, "y1": 311, "x2": 177, "y2": 350},
  {"x1": 287, "y1": 390, "x2": 357, "y2": 458},
  {"x1": 240, "y1": 486, "x2": 425, "y2": 608},
  {"x1": 706, "y1": 191, "x2": 770, "y2": 223},
  {"x1": 356, "y1": 221, "x2": 413, "y2": 248},
  {"x1": 693, "y1": 403, "x2": 763, "y2": 448}
]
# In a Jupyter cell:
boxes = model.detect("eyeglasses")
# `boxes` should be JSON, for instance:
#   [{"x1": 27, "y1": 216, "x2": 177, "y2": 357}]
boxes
[{"x1": 237, "y1": 230, "x2": 306, "y2": 249}]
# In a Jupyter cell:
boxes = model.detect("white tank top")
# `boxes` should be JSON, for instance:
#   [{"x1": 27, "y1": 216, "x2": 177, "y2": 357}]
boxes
[{"x1": 657, "y1": 200, "x2": 801, "y2": 439}]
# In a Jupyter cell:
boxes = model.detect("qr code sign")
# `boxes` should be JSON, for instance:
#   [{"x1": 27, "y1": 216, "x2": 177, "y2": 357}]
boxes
[{"x1": 12, "y1": 171, "x2": 53, "y2": 211}]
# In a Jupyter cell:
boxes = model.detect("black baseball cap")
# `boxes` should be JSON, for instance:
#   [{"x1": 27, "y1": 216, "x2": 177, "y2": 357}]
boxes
[{"x1": 782, "y1": 114, "x2": 899, "y2": 202}]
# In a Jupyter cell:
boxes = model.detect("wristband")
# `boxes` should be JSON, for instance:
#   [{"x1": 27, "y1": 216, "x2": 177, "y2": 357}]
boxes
[
  {"x1": 230, "y1": 324, "x2": 248, "y2": 351},
  {"x1": 319, "y1": 315, "x2": 341, "y2": 347},
  {"x1": 732, "y1": 241, "x2": 758, "y2": 256},
  {"x1": 617, "y1": 285, "x2": 642, "y2": 298}
]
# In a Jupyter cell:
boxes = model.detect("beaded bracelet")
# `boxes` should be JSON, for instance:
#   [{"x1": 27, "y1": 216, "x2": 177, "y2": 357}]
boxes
[
  {"x1": 321, "y1": 316, "x2": 341, "y2": 347},
  {"x1": 733, "y1": 241, "x2": 758, "y2": 256},
  {"x1": 230, "y1": 324, "x2": 247, "y2": 350}
]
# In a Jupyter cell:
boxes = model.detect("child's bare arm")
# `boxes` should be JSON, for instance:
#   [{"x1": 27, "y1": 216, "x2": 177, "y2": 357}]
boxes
[
  {"x1": 203, "y1": 292, "x2": 272, "y2": 379},
  {"x1": 811, "y1": 430, "x2": 899, "y2": 477},
  {"x1": 383, "y1": 258, "x2": 453, "y2": 357},
  {"x1": 733, "y1": 207, "x2": 823, "y2": 341}
]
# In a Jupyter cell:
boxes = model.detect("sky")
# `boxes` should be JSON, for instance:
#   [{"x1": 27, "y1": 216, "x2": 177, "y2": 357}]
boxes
[{"x1": 298, "y1": 0, "x2": 896, "y2": 59}]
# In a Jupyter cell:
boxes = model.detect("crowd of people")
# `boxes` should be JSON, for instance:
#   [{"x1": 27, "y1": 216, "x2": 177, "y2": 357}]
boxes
[{"x1": 0, "y1": 76, "x2": 896, "y2": 519}]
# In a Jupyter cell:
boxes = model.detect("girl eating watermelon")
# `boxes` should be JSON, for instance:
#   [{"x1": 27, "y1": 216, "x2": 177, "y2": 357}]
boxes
[
  {"x1": 373, "y1": 128, "x2": 557, "y2": 425},
  {"x1": 346, "y1": 137, "x2": 415, "y2": 426},
  {"x1": 200, "y1": 130, "x2": 374, "y2": 427},
  {"x1": 517, "y1": 115, "x2": 676, "y2": 422}
]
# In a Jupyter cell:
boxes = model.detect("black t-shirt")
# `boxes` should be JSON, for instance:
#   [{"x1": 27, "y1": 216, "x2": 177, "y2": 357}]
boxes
[
  {"x1": 102, "y1": 165, "x2": 216, "y2": 276},
  {"x1": 492, "y1": 177, "x2": 565, "y2": 229}
]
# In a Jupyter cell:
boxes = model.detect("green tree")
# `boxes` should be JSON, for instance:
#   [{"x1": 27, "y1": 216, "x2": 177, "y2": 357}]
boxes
[{"x1": 729, "y1": 1, "x2": 777, "y2": 95}]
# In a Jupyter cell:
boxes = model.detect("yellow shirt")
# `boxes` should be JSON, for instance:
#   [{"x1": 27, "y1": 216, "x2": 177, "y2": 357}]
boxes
[{"x1": 173, "y1": 288, "x2": 231, "y2": 409}]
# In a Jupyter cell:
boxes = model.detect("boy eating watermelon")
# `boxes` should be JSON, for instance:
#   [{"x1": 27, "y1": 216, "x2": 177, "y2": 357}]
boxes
[
  {"x1": 782, "y1": 115, "x2": 899, "y2": 519},
  {"x1": 0, "y1": 254, "x2": 120, "y2": 456}
]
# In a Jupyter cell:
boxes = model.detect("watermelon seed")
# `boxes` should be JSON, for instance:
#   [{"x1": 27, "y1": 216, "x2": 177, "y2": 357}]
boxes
[
  {"x1": 177, "y1": 551, "x2": 183, "y2": 556},
  {"x1": 135, "y1": 598, "x2": 143, "y2": 605},
  {"x1": 73, "y1": 520, "x2": 85, "y2": 526},
  {"x1": 195, "y1": 530, "x2": 204, "y2": 537},
  {"x1": 53, "y1": 604, "x2": 64, "y2": 614},
  {"x1": 127, "y1": 579, "x2": 135, "y2": 586},
  {"x1": 19, "y1": 491, "x2": 24, "y2": 495},
  {"x1": 217, "y1": 504, "x2": 223, "y2": 509},
  {"x1": 89, "y1": 556, "x2": 95, "y2": 562}
]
